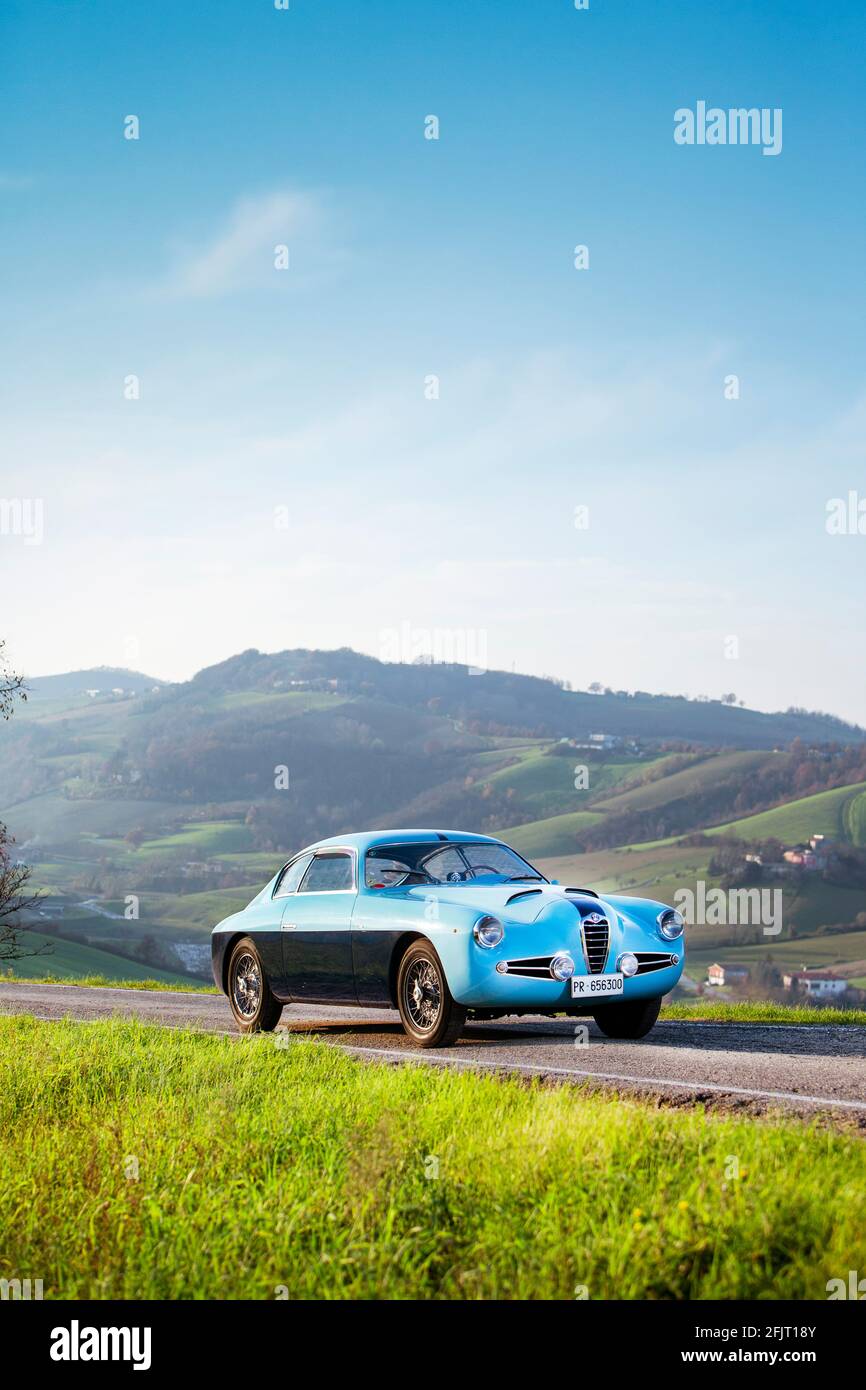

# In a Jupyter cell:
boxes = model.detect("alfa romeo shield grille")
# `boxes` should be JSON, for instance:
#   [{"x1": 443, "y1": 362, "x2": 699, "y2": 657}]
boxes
[{"x1": 581, "y1": 912, "x2": 609, "y2": 974}]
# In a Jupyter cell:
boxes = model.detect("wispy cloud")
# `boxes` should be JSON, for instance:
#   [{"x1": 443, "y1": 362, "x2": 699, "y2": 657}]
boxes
[
  {"x1": 0, "y1": 172, "x2": 35, "y2": 190},
  {"x1": 158, "y1": 189, "x2": 324, "y2": 299}
]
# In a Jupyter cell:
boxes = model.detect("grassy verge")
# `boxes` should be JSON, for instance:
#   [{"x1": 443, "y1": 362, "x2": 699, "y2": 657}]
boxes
[
  {"x1": 0, "y1": 973, "x2": 218, "y2": 993},
  {"x1": 661, "y1": 1000, "x2": 866, "y2": 1026},
  {"x1": 1, "y1": 1016, "x2": 863, "y2": 1299}
]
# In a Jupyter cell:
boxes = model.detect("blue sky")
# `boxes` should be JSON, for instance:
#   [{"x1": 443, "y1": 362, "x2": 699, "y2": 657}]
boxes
[{"x1": 2, "y1": 0, "x2": 866, "y2": 720}]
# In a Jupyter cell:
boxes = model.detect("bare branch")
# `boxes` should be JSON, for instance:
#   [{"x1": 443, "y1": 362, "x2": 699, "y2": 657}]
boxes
[{"x1": 0, "y1": 640, "x2": 27, "y2": 720}]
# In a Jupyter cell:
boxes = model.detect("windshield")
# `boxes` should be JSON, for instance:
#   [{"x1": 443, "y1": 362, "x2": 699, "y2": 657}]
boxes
[{"x1": 365, "y1": 841, "x2": 546, "y2": 888}]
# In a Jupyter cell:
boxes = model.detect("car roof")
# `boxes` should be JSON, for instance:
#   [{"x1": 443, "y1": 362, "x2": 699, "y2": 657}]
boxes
[{"x1": 297, "y1": 829, "x2": 507, "y2": 857}]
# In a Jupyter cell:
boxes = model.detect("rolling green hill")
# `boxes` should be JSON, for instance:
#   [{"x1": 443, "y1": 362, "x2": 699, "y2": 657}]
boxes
[
  {"x1": 592, "y1": 750, "x2": 773, "y2": 815},
  {"x1": 504, "y1": 810, "x2": 605, "y2": 859},
  {"x1": 705, "y1": 781, "x2": 866, "y2": 845},
  {"x1": 481, "y1": 746, "x2": 667, "y2": 815},
  {"x1": 2, "y1": 931, "x2": 193, "y2": 984}
]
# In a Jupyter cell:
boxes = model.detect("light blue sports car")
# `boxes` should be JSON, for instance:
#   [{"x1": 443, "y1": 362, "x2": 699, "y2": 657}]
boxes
[{"x1": 211, "y1": 829, "x2": 685, "y2": 1046}]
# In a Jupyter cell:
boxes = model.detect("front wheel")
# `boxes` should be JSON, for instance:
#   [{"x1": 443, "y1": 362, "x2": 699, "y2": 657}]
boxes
[
  {"x1": 396, "y1": 941, "x2": 467, "y2": 1047},
  {"x1": 227, "y1": 936, "x2": 283, "y2": 1034},
  {"x1": 593, "y1": 996, "x2": 661, "y2": 1040}
]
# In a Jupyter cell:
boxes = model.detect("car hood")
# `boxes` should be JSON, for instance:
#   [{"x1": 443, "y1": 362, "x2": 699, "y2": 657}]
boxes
[{"x1": 399, "y1": 882, "x2": 612, "y2": 923}]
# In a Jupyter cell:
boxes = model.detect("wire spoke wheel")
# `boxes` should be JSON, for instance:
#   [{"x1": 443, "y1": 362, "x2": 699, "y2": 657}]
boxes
[
  {"x1": 232, "y1": 951, "x2": 262, "y2": 1020},
  {"x1": 402, "y1": 956, "x2": 442, "y2": 1032}
]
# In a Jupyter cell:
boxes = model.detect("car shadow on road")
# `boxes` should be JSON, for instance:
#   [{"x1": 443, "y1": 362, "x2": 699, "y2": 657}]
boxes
[
  {"x1": 460, "y1": 1018, "x2": 866, "y2": 1059},
  {"x1": 276, "y1": 1016, "x2": 866, "y2": 1060}
]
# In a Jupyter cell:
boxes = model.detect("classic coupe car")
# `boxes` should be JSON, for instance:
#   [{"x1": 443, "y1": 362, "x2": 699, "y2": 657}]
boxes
[{"x1": 212, "y1": 829, "x2": 685, "y2": 1046}]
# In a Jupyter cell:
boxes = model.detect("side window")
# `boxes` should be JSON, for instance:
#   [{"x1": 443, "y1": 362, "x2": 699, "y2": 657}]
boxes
[
  {"x1": 298, "y1": 852, "x2": 355, "y2": 893},
  {"x1": 274, "y1": 853, "x2": 313, "y2": 898}
]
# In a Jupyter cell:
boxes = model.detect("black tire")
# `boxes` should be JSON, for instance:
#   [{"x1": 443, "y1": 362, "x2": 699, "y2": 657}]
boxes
[
  {"x1": 592, "y1": 996, "x2": 661, "y2": 1040},
  {"x1": 227, "y1": 936, "x2": 283, "y2": 1034},
  {"x1": 396, "y1": 940, "x2": 467, "y2": 1047}
]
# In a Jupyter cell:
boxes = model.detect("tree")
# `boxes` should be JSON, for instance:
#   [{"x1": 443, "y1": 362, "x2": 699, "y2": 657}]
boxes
[
  {"x1": 0, "y1": 643, "x2": 46, "y2": 963},
  {"x1": 0, "y1": 824, "x2": 45, "y2": 962},
  {"x1": 0, "y1": 640, "x2": 26, "y2": 719}
]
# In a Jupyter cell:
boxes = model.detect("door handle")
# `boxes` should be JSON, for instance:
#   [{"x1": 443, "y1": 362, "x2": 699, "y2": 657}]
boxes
[{"x1": 282, "y1": 922, "x2": 297, "y2": 931}]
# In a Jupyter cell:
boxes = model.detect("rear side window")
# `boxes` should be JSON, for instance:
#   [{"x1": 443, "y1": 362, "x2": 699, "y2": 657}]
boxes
[
  {"x1": 274, "y1": 853, "x2": 313, "y2": 898},
  {"x1": 366, "y1": 855, "x2": 412, "y2": 887},
  {"x1": 299, "y1": 852, "x2": 355, "y2": 892}
]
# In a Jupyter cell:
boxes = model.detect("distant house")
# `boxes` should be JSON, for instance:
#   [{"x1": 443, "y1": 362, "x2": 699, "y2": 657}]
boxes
[
  {"x1": 808, "y1": 834, "x2": 836, "y2": 865},
  {"x1": 783, "y1": 970, "x2": 847, "y2": 997},
  {"x1": 707, "y1": 962, "x2": 750, "y2": 987},
  {"x1": 782, "y1": 846, "x2": 818, "y2": 869}
]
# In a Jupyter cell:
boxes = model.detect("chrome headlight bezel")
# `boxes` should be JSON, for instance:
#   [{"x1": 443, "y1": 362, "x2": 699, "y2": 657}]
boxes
[
  {"x1": 473, "y1": 914, "x2": 505, "y2": 949},
  {"x1": 657, "y1": 908, "x2": 685, "y2": 940},
  {"x1": 550, "y1": 953, "x2": 575, "y2": 981}
]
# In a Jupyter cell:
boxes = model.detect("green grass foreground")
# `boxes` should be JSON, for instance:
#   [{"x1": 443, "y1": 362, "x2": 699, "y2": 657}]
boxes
[
  {"x1": 661, "y1": 1000, "x2": 866, "y2": 1026},
  {"x1": 1, "y1": 1016, "x2": 864, "y2": 1300}
]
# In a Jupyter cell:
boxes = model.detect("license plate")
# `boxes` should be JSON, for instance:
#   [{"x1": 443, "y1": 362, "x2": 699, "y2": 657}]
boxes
[{"x1": 570, "y1": 972, "x2": 624, "y2": 999}]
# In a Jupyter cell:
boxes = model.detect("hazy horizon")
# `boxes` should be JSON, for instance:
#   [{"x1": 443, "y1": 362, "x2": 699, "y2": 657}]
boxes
[{"x1": 18, "y1": 641, "x2": 865, "y2": 730}]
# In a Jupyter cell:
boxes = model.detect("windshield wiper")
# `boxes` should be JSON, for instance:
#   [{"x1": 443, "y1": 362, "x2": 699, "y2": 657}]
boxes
[{"x1": 506, "y1": 874, "x2": 544, "y2": 882}]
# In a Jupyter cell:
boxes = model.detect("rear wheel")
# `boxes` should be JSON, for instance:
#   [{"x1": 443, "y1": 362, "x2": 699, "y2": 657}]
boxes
[
  {"x1": 396, "y1": 941, "x2": 467, "y2": 1047},
  {"x1": 593, "y1": 996, "x2": 661, "y2": 1040},
  {"x1": 227, "y1": 936, "x2": 283, "y2": 1034}
]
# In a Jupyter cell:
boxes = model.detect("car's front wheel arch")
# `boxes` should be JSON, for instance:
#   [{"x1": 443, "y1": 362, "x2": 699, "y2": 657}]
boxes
[
  {"x1": 219, "y1": 932, "x2": 248, "y2": 997},
  {"x1": 394, "y1": 937, "x2": 467, "y2": 1047},
  {"x1": 388, "y1": 932, "x2": 427, "y2": 1008}
]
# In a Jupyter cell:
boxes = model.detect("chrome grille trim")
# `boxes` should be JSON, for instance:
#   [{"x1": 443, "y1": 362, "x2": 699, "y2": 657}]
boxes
[
  {"x1": 634, "y1": 951, "x2": 678, "y2": 976},
  {"x1": 499, "y1": 955, "x2": 556, "y2": 980},
  {"x1": 580, "y1": 914, "x2": 609, "y2": 975}
]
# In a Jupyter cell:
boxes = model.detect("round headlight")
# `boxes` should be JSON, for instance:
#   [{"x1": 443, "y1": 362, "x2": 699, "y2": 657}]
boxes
[
  {"x1": 550, "y1": 953, "x2": 575, "y2": 981},
  {"x1": 658, "y1": 908, "x2": 685, "y2": 940},
  {"x1": 618, "y1": 951, "x2": 639, "y2": 977},
  {"x1": 474, "y1": 915, "x2": 504, "y2": 949}
]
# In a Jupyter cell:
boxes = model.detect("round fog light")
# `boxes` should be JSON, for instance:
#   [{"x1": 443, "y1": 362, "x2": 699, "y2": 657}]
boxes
[
  {"x1": 550, "y1": 953, "x2": 575, "y2": 981},
  {"x1": 618, "y1": 951, "x2": 639, "y2": 977}
]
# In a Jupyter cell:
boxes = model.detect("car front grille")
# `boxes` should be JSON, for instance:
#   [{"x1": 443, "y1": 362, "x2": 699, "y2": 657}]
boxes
[{"x1": 581, "y1": 915, "x2": 609, "y2": 974}]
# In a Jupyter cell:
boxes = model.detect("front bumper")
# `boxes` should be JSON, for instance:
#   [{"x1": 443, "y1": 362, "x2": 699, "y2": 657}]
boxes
[{"x1": 446, "y1": 912, "x2": 685, "y2": 1008}]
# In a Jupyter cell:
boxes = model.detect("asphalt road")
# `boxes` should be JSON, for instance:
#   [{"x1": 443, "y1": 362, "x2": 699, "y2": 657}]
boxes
[{"x1": 2, "y1": 981, "x2": 865, "y2": 1119}]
